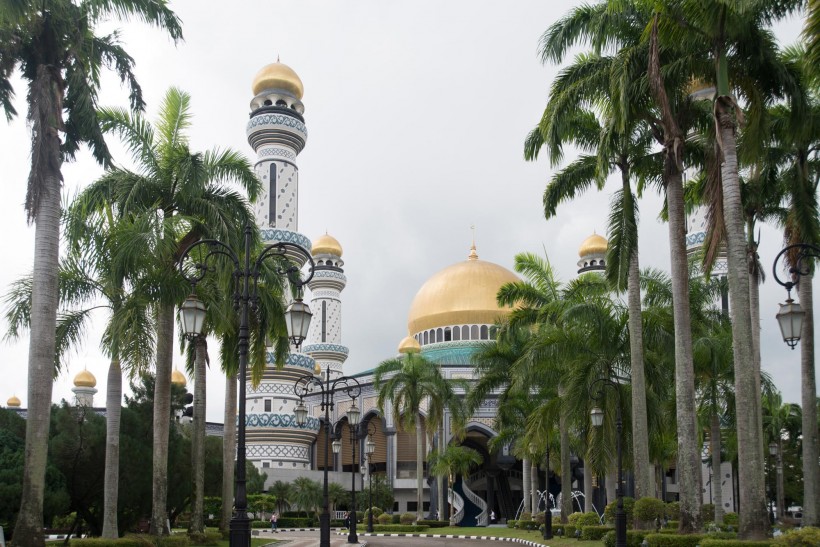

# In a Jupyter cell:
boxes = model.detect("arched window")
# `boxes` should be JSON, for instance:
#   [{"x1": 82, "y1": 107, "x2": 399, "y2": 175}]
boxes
[
  {"x1": 600, "y1": 259, "x2": 606, "y2": 266},
  {"x1": 453, "y1": 327, "x2": 461, "y2": 341},
  {"x1": 590, "y1": 260, "x2": 597, "y2": 266},
  {"x1": 423, "y1": 331, "x2": 428, "y2": 345},
  {"x1": 480, "y1": 325, "x2": 489, "y2": 339},
  {"x1": 276, "y1": 99, "x2": 288, "y2": 106},
  {"x1": 462, "y1": 325, "x2": 469, "y2": 340},
  {"x1": 444, "y1": 328, "x2": 452, "y2": 341},
  {"x1": 436, "y1": 328, "x2": 443, "y2": 342},
  {"x1": 263, "y1": 99, "x2": 273, "y2": 106},
  {"x1": 470, "y1": 325, "x2": 479, "y2": 339}
]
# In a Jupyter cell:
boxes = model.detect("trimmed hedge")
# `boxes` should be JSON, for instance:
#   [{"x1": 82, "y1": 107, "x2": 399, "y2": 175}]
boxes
[
  {"x1": 507, "y1": 520, "x2": 517, "y2": 528},
  {"x1": 399, "y1": 512, "x2": 416, "y2": 525},
  {"x1": 635, "y1": 498, "x2": 666, "y2": 523},
  {"x1": 665, "y1": 520, "x2": 680, "y2": 529},
  {"x1": 665, "y1": 502, "x2": 681, "y2": 521},
  {"x1": 603, "y1": 530, "x2": 648, "y2": 547},
  {"x1": 516, "y1": 520, "x2": 538, "y2": 530},
  {"x1": 251, "y1": 517, "x2": 314, "y2": 528},
  {"x1": 186, "y1": 531, "x2": 220, "y2": 546},
  {"x1": 643, "y1": 533, "x2": 706, "y2": 547},
  {"x1": 416, "y1": 520, "x2": 450, "y2": 528},
  {"x1": 581, "y1": 525, "x2": 615, "y2": 541},
  {"x1": 377, "y1": 513, "x2": 392, "y2": 525},
  {"x1": 701, "y1": 541, "x2": 773, "y2": 547},
  {"x1": 570, "y1": 512, "x2": 603, "y2": 527},
  {"x1": 775, "y1": 527, "x2": 820, "y2": 546},
  {"x1": 71, "y1": 535, "x2": 190, "y2": 547},
  {"x1": 372, "y1": 525, "x2": 430, "y2": 533},
  {"x1": 553, "y1": 524, "x2": 577, "y2": 538}
]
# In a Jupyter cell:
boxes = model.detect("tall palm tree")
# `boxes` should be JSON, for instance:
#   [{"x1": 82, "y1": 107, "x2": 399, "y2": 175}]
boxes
[
  {"x1": 292, "y1": 477, "x2": 322, "y2": 518},
  {"x1": 374, "y1": 352, "x2": 454, "y2": 521},
  {"x1": 429, "y1": 444, "x2": 483, "y2": 524},
  {"x1": 73, "y1": 87, "x2": 259, "y2": 535},
  {"x1": 0, "y1": 3, "x2": 181, "y2": 543},
  {"x1": 4, "y1": 210, "x2": 157, "y2": 540},
  {"x1": 269, "y1": 481, "x2": 294, "y2": 515},
  {"x1": 762, "y1": 392, "x2": 802, "y2": 522}
]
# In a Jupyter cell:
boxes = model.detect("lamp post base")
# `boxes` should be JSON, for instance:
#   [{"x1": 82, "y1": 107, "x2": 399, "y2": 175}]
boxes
[
  {"x1": 615, "y1": 506, "x2": 626, "y2": 547},
  {"x1": 320, "y1": 511, "x2": 330, "y2": 547},
  {"x1": 348, "y1": 510, "x2": 358, "y2": 543},
  {"x1": 229, "y1": 514, "x2": 251, "y2": 547}
]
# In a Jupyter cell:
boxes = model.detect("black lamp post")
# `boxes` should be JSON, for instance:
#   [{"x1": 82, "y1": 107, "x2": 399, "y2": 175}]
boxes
[
  {"x1": 293, "y1": 370, "x2": 361, "y2": 547},
  {"x1": 345, "y1": 415, "x2": 360, "y2": 543},
  {"x1": 543, "y1": 442, "x2": 552, "y2": 540},
  {"x1": 178, "y1": 225, "x2": 314, "y2": 547},
  {"x1": 364, "y1": 421, "x2": 377, "y2": 533},
  {"x1": 772, "y1": 243, "x2": 819, "y2": 348},
  {"x1": 590, "y1": 377, "x2": 625, "y2": 547}
]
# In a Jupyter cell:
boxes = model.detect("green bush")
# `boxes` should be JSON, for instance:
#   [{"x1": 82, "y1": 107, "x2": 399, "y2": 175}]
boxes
[
  {"x1": 643, "y1": 532, "x2": 706, "y2": 547},
  {"x1": 723, "y1": 513, "x2": 739, "y2": 526},
  {"x1": 563, "y1": 525, "x2": 578, "y2": 538},
  {"x1": 71, "y1": 539, "x2": 153, "y2": 547},
  {"x1": 570, "y1": 512, "x2": 603, "y2": 527},
  {"x1": 392, "y1": 514, "x2": 401, "y2": 524},
  {"x1": 416, "y1": 520, "x2": 450, "y2": 528},
  {"x1": 520, "y1": 511, "x2": 532, "y2": 521},
  {"x1": 701, "y1": 504, "x2": 715, "y2": 523},
  {"x1": 603, "y1": 530, "x2": 649, "y2": 547},
  {"x1": 516, "y1": 520, "x2": 538, "y2": 530},
  {"x1": 581, "y1": 525, "x2": 615, "y2": 540},
  {"x1": 553, "y1": 523, "x2": 577, "y2": 537},
  {"x1": 187, "y1": 530, "x2": 220, "y2": 546},
  {"x1": 399, "y1": 512, "x2": 416, "y2": 525},
  {"x1": 665, "y1": 502, "x2": 681, "y2": 521},
  {"x1": 363, "y1": 507, "x2": 384, "y2": 522},
  {"x1": 775, "y1": 527, "x2": 820, "y2": 546},
  {"x1": 277, "y1": 517, "x2": 314, "y2": 528},
  {"x1": 377, "y1": 513, "x2": 392, "y2": 525},
  {"x1": 700, "y1": 540, "x2": 773, "y2": 547},
  {"x1": 533, "y1": 512, "x2": 545, "y2": 525},
  {"x1": 664, "y1": 520, "x2": 680, "y2": 529},
  {"x1": 507, "y1": 519, "x2": 517, "y2": 529},
  {"x1": 330, "y1": 520, "x2": 345, "y2": 527},
  {"x1": 604, "y1": 498, "x2": 636, "y2": 528},
  {"x1": 371, "y1": 524, "x2": 430, "y2": 533},
  {"x1": 156, "y1": 537, "x2": 190, "y2": 547},
  {"x1": 635, "y1": 498, "x2": 666, "y2": 523}
]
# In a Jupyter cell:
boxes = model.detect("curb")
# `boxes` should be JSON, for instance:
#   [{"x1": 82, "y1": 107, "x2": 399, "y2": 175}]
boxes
[{"x1": 337, "y1": 532, "x2": 543, "y2": 546}]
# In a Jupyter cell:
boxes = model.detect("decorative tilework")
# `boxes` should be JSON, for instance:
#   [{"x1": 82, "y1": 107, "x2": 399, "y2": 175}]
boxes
[
  {"x1": 248, "y1": 383, "x2": 296, "y2": 395},
  {"x1": 421, "y1": 341, "x2": 481, "y2": 365},
  {"x1": 259, "y1": 147, "x2": 296, "y2": 160},
  {"x1": 303, "y1": 344, "x2": 349, "y2": 355},
  {"x1": 686, "y1": 231, "x2": 706, "y2": 247},
  {"x1": 312, "y1": 270, "x2": 347, "y2": 281},
  {"x1": 265, "y1": 352, "x2": 316, "y2": 370},
  {"x1": 247, "y1": 444, "x2": 309, "y2": 460},
  {"x1": 246, "y1": 413, "x2": 320, "y2": 430},
  {"x1": 258, "y1": 229, "x2": 312, "y2": 251},
  {"x1": 247, "y1": 114, "x2": 307, "y2": 135}
]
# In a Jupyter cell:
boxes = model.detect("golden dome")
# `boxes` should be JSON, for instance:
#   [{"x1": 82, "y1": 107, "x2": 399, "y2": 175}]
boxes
[
  {"x1": 171, "y1": 369, "x2": 187, "y2": 387},
  {"x1": 314, "y1": 362, "x2": 322, "y2": 376},
  {"x1": 579, "y1": 233, "x2": 608, "y2": 257},
  {"x1": 252, "y1": 61, "x2": 304, "y2": 99},
  {"x1": 73, "y1": 369, "x2": 97, "y2": 388},
  {"x1": 312, "y1": 233, "x2": 343, "y2": 257},
  {"x1": 398, "y1": 335, "x2": 421, "y2": 354},
  {"x1": 6, "y1": 395, "x2": 20, "y2": 408},
  {"x1": 407, "y1": 245, "x2": 519, "y2": 333}
]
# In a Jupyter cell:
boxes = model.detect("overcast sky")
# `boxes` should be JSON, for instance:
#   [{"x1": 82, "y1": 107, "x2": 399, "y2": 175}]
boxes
[{"x1": 0, "y1": 1, "x2": 811, "y2": 422}]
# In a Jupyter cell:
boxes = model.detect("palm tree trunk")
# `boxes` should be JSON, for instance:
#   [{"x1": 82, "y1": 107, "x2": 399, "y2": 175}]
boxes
[
  {"x1": 799, "y1": 275, "x2": 819, "y2": 526},
  {"x1": 605, "y1": 465, "x2": 616, "y2": 505},
  {"x1": 665, "y1": 168, "x2": 702, "y2": 533},
  {"x1": 748, "y1": 247, "x2": 764, "y2": 446},
  {"x1": 438, "y1": 425, "x2": 446, "y2": 521},
  {"x1": 710, "y1": 413, "x2": 723, "y2": 524},
  {"x1": 189, "y1": 337, "x2": 207, "y2": 534},
  {"x1": 102, "y1": 359, "x2": 123, "y2": 538},
  {"x1": 13, "y1": 159, "x2": 62, "y2": 547},
  {"x1": 627, "y1": 250, "x2": 652, "y2": 500},
  {"x1": 416, "y1": 418, "x2": 424, "y2": 522},
  {"x1": 776, "y1": 439, "x2": 785, "y2": 521},
  {"x1": 150, "y1": 303, "x2": 175, "y2": 536},
  {"x1": 221, "y1": 372, "x2": 237, "y2": 535},
  {"x1": 531, "y1": 462, "x2": 538, "y2": 514},
  {"x1": 559, "y1": 411, "x2": 572, "y2": 523},
  {"x1": 716, "y1": 102, "x2": 768, "y2": 539},
  {"x1": 583, "y1": 459, "x2": 593, "y2": 512},
  {"x1": 522, "y1": 457, "x2": 531, "y2": 514}
]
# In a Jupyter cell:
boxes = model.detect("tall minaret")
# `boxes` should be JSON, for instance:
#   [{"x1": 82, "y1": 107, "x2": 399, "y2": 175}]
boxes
[
  {"x1": 72, "y1": 369, "x2": 98, "y2": 407},
  {"x1": 244, "y1": 61, "x2": 320, "y2": 474},
  {"x1": 304, "y1": 233, "x2": 349, "y2": 378}
]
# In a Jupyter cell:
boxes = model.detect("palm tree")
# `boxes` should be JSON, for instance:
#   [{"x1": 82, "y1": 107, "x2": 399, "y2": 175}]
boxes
[
  {"x1": 73, "y1": 87, "x2": 259, "y2": 535},
  {"x1": 292, "y1": 477, "x2": 322, "y2": 518},
  {"x1": 374, "y1": 352, "x2": 454, "y2": 521},
  {"x1": 270, "y1": 481, "x2": 294, "y2": 515},
  {"x1": 0, "y1": 2, "x2": 181, "y2": 543},
  {"x1": 763, "y1": 392, "x2": 802, "y2": 521},
  {"x1": 429, "y1": 444, "x2": 483, "y2": 524}
]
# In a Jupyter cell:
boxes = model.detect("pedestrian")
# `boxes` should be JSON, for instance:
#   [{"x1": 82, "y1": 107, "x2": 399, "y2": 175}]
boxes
[
  {"x1": 490, "y1": 509, "x2": 496, "y2": 524},
  {"x1": 271, "y1": 512, "x2": 278, "y2": 531},
  {"x1": 344, "y1": 511, "x2": 350, "y2": 529}
]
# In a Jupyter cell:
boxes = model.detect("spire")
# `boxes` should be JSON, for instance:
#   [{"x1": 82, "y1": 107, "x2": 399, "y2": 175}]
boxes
[{"x1": 469, "y1": 225, "x2": 478, "y2": 260}]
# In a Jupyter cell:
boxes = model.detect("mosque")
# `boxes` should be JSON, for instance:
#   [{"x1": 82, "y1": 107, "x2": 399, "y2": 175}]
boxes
[{"x1": 4, "y1": 59, "x2": 731, "y2": 525}]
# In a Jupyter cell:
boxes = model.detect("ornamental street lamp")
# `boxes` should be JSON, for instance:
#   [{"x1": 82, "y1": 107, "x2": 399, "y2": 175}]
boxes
[
  {"x1": 590, "y1": 376, "x2": 626, "y2": 547},
  {"x1": 343, "y1": 410, "x2": 362, "y2": 544},
  {"x1": 364, "y1": 421, "x2": 377, "y2": 533},
  {"x1": 178, "y1": 225, "x2": 314, "y2": 547},
  {"x1": 772, "y1": 244, "x2": 820, "y2": 348},
  {"x1": 294, "y1": 369, "x2": 361, "y2": 547}
]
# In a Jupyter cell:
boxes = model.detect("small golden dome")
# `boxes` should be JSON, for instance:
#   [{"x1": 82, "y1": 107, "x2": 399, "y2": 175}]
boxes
[
  {"x1": 314, "y1": 362, "x2": 322, "y2": 376},
  {"x1": 579, "y1": 233, "x2": 608, "y2": 257},
  {"x1": 407, "y1": 247, "x2": 519, "y2": 333},
  {"x1": 312, "y1": 233, "x2": 343, "y2": 257},
  {"x1": 252, "y1": 61, "x2": 304, "y2": 99},
  {"x1": 6, "y1": 395, "x2": 21, "y2": 408},
  {"x1": 73, "y1": 369, "x2": 97, "y2": 388},
  {"x1": 171, "y1": 369, "x2": 187, "y2": 387},
  {"x1": 398, "y1": 335, "x2": 421, "y2": 354}
]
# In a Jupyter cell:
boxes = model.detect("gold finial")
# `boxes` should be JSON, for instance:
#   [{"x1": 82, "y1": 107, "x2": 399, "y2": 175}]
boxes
[{"x1": 468, "y1": 225, "x2": 478, "y2": 260}]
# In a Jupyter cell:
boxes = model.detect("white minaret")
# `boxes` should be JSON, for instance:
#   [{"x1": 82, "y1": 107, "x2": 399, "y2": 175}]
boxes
[
  {"x1": 72, "y1": 369, "x2": 98, "y2": 407},
  {"x1": 304, "y1": 233, "x2": 349, "y2": 378},
  {"x1": 577, "y1": 233, "x2": 608, "y2": 275},
  {"x1": 245, "y1": 61, "x2": 320, "y2": 475}
]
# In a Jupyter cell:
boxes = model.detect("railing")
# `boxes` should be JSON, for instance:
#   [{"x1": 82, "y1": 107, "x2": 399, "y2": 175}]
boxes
[
  {"x1": 462, "y1": 480, "x2": 488, "y2": 526},
  {"x1": 448, "y1": 487, "x2": 465, "y2": 525},
  {"x1": 334, "y1": 510, "x2": 346, "y2": 520}
]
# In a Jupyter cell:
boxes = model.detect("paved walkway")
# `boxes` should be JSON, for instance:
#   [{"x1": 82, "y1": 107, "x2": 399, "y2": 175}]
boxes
[{"x1": 254, "y1": 528, "x2": 366, "y2": 547}]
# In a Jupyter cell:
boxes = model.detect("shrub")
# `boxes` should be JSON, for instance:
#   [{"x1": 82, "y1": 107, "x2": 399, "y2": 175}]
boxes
[
  {"x1": 700, "y1": 541, "x2": 773, "y2": 547},
  {"x1": 330, "y1": 520, "x2": 345, "y2": 528},
  {"x1": 581, "y1": 525, "x2": 615, "y2": 540},
  {"x1": 603, "y1": 530, "x2": 649, "y2": 547},
  {"x1": 635, "y1": 498, "x2": 666, "y2": 524},
  {"x1": 701, "y1": 504, "x2": 715, "y2": 524},
  {"x1": 278, "y1": 517, "x2": 313, "y2": 528},
  {"x1": 371, "y1": 524, "x2": 430, "y2": 533},
  {"x1": 377, "y1": 513, "x2": 392, "y2": 525},
  {"x1": 665, "y1": 520, "x2": 680, "y2": 530},
  {"x1": 723, "y1": 513, "x2": 739, "y2": 526},
  {"x1": 392, "y1": 514, "x2": 401, "y2": 524},
  {"x1": 519, "y1": 511, "x2": 532, "y2": 521},
  {"x1": 516, "y1": 520, "x2": 538, "y2": 530},
  {"x1": 563, "y1": 524, "x2": 578, "y2": 538},
  {"x1": 71, "y1": 539, "x2": 153, "y2": 547},
  {"x1": 187, "y1": 531, "x2": 220, "y2": 546},
  {"x1": 643, "y1": 532, "x2": 706, "y2": 547},
  {"x1": 570, "y1": 512, "x2": 603, "y2": 527},
  {"x1": 416, "y1": 520, "x2": 450, "y2": 528},
  {"x1": 507, "y1": 519, "x2": 517, "y2": 528},
  {"x1": 775, "y1": 527, "x2": 820, "y2": 546},
  {"x1": 363, "y1": 507, "x2": 384, "y2": 522},
  {"x1": 400, "y1": 512, "x2": 416, "y2": 525},
  {"x1": 604, "y1": 498, "x2": 636, "y2": 528},
  {"x1": 665, "y1": 502, "x2": 681, "y2": 521},
  {"x1": 533, "y1": 512, "x2": 545, "y2": 525},
  {"x1": 156, "y1": 537, "x2": 190, "y2": 547}
]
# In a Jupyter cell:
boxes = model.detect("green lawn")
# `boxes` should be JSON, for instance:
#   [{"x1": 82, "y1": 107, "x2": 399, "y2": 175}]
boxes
[{"x1": 418, "y1": 527, "x2": 604, "y2": 546}]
